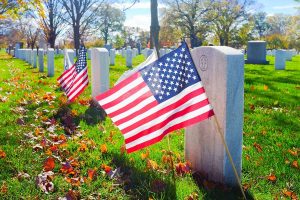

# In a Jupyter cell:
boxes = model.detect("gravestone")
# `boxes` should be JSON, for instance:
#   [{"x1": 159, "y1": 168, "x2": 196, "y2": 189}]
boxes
[
  {"x1": 275, "y1": 50, "x2": 286, "y2": 70},
  {"x1": 166, "y1": 49, "x2": 171, "y2": 54},
  {"x1": 30, "y1": 50, "x2": 34, "y2": 66},
  {"x1": 33, "y1": 49, "x2": 37, "y2": 68},
  {"x1": 137, "y1": 42, "x2": 141, "y2": 55},
  {"x1": 246, "y1": 41, "x2": 269, "y2": 64},
  {"x1": 159, "y1": 48, "x2": 166, "y2": 57},
  {"x1": 91, "y1": 48, "x2": 109, "y2": 97},
  {"x1": 121, "y1": 48, "x2": 126, "y2": 57},
  {"x1": 15, "y1": 43, "x2": 21, "y2": 58},
  {"x1": 126, "y1": 49, "x2": 133, "y2": 67},
  {"x1": 147, "y1": 49, "x2": 153, "y2": 58},
  {"x1": 286, "y1": 50, "x2": 293, "y2": 61},
  {"x1": 185, "y1": 46, "x2": 244, "y2": 186},
  {"x1": 47, "y1": 48, "x2": 54, "y2": 77},
  {"x1": 64, "y1": 49, "x2": 75, "y2": 70},
  {"x1": 104, "y1": 44, "x2": 112, "y2": 52},
  {"x1": 110, "y1": 49, "x2": 116, "y2": 66},
  {"x1": 39, "y1": 49, "x2": 44, "y2": 72},
  {"x1": 87, "y1": 49, "x2": 91, "y2": 60},
  {"x1": 133, "y1": 48, "x2": 137, "y2": 57}
]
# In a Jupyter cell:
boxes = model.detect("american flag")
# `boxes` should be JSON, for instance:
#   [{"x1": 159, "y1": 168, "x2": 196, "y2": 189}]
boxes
[
  {"x1": 96, "y1": 42, "x2": 214, "y2": 153},
  {"x1": 57, "y1": 46, "x2": 88, "y2": 102}
]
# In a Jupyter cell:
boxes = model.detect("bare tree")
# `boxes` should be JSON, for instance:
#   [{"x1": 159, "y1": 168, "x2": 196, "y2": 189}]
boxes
[
  {"x1": 60, "y1": 0, "x2": 105, "y2": 50},
  {"x1": 39, "y1": 0, "x2": 64, "y2": 48},
  {"x1": 150, "y1": 0, "x2": 160, "y2": 52},
  {"x1": 17, "y1": 15, "x2": 41, "y2": 49}
]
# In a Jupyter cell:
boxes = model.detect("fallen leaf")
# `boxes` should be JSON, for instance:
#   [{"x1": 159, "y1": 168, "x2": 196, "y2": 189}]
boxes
[
  {"x1": 17, "y1": 172, "x2": 30, "y2": 180},
  {"x1": 288, "y1": 149, "x2": 298, "y2": 156},
  {"x1": 292, "y1": 160, "x2": 299, "y2": 169},
  {"x1": 250, "y1": 85, "x2": 255, "y2": 91},
  {"x1": 249, "y1": 104, "x2": 255, "y2": 111},
  {"x1": 88, "y1": 169, "x2": 97, "y2": 180},
  {"x1": 253, "y1": 142, "x2": 262, "y2": 152},
  {"x1": 100, "y1": 144, "x2": 108, "y2": 154},
  {"x1": 0, "y1": 149, "x2": 6, "y2": 158},
  {"x1": 147, "y1": 159, "x2": 158, "y2": 170},
  {"x1": 267, "y1": 174, "x2": 276, "y2": 182},
  {"x1": 44, "y1": 157, "x2": 55, "y2": 172},
  {"x1": 65, "y1": 177, "x2": 81, "y2": 186},
  {"x1": 175, "y1": 162, "x2": 191, "y2": 175},
  {"x1": 263, "y1": 85, "x2": 268, "y2": 91},
  {"x1": 79, "y1": 143, "x2": 88, "y2": 152},
  {"x1": 16, "y1": 118, "x2": 25, "y2": 125},
  {"x1": 101, "y1": 164, "x2": 112, "y2": 174},
  {"x1": 36, "y1": 171, "x2": 54, "y2": 194},
  {"x1": 151, "y1": 179, "x2": 166, "y2": 193},
  {"x1": 60, "y1": 162, "x2": 74, "y2": 174},
  {"x1": 141, "y1": 150, "x2": 149, "y2": 160},
  {"x1": 283, "y1": 189, "x2": 298, "y2": 199},
  {"x1": 185, "y1": 192, "x2": 199, "y2": 200},
  {"x1": 242, "y1": 183, "x2": 251, "y2": 191},
  {"x1": 0, "y1": 182, "x2": 8, "y2": 194},
  {"x1": 65, "y1": 189, "x2": 81, "y2": 200}
]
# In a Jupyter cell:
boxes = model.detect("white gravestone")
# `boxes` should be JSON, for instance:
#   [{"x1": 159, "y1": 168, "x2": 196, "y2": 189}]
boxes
[
  {"x1": 275, "y1": 50, "x2": 286, "y2": 70},
  {"x1": 91, "y1": 48, "x2": 109, "y2": 97},
  {"x1": 159, "y1": 48, "x2": 166, "y2": 57},
  {"x1": 33, "y1": 50, "x2": 37, "y2": 68},
  {"x1": 110, "y1": 49, "x2": 116, "y2": 66},
  {"x1": 64, "y1": 49, "x2": 75, "y2": 70},
  {"x1": 47, "y1": 48, "x2": 54, "y2": 77},
  {"x1": 30, "y1": 50, "x2": 34, "y2": 66},
  {"x1": 132, "y1": 48, "x2": 137, "y2": 57},
  {"x1": 147, "y1": 49, "x2": 154, "y2": 58},
  {"x1": 185, "y1": 46, "x2": 244, "y2": 186},
  {"x1": 87, "y1": 49, "x2": 91, "y2": 60},
  {"x1": 39, "y1": 49, "x2": 44, "y2": 72},
  {"x1": 126, "y1": 49, "x2": 133, "y2": 67},
  {"x1": 121, "y1": 48, "x2": 126, "y2": 57}
]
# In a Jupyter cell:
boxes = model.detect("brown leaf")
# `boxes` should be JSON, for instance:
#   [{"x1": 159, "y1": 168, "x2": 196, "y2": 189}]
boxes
[
  {"x1": 43, "y1": 157, "x2": 55, "y2": 172},
  {"x1": 100, "y1": 144, "x2": 108, "y2": 154},
  {"x1": 292, "y1": 160, "x2": 299, "y2": 169},
  {"x1": 60, "y1": 162, "x2": 74, "y2": 174},
  {"x1": 253, "y1": 142, "x2": 262, "y2": 152},
  {"x1": 79, "y1": 143, "x2": 88, "y2": 152},
  {"x1": 141, "y1": 150, "x2": 149, "y2": 160},
  {"x1": 88, "y1": 169, "x2": 97, "y2": 180},
  {"x1": 250, "y1": 85, "x2": 255, "y2": 91},
  {"x1": 16, "y1": 118, "x2": 25, "y2": 125},
  {"x1": 283, "y1": 189, "x2": 298, "y2": 199},
  {"x1": 288, "y1": 149, "x2": 298, "y2": 156},
  {"x1": 66, "y1": 189, "x2": 81, "y2": 200},
  {"x1": 0, "y1": 149, "x2": 6, "y2": 158},
  {"x1": 175, "y1": 162, "x2": 191, "y2": 175},
  {"x1": 249, "y1": 104, "x2": 255, "y2": 111},
  {"x1": 185, "y1": 192, "x2": 199, "y2": 200},
  {"x1": 0, "y1": 182, "x2": 8, "y2": 194},
  {"x1": 65, "y1": 177, "x2": 81, "y2": 186},
  {"x1": 267, "y1": 174, "x2": 276, "y2": 182},
  {"x1": 147, "y1": 159, "x2": 158, "y2": 170}
]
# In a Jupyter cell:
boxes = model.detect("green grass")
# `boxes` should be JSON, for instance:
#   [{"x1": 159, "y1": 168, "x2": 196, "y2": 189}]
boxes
[{"x1": 0, "y1": 50, "x2": 299, "y2": 200}]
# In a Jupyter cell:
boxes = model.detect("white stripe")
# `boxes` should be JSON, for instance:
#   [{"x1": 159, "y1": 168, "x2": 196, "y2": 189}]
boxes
[
  {"x1": 111, "y1": 96, "x2": 156, "y2": 122},
  {"x1": 126, "y1": 104, "x2": 212, "y2": 149},
  {"x1": 123, "y1": 92, "x2": 208, "y2": 139},
  {"x1": 118, "y1": 82, "x2": 204, "y2": 129},
  {"x1": 66, "y1": 71, "x2": 88, "y2": 95},
  {"x1": 59, "y1": 68, "x2": 76, "y2": 88},
  {"x1": 98, "y1": 77, "x2": 144, "y2": 106},
  {"x1": 105, "y1": 85, "x2": 150, "y2": 114},
  {"x1": 58, "y1": 66, "x2": 75, "y2": 83},
  {"x1": 68, "y1": 78, "x2": 89, "y2": 100}
]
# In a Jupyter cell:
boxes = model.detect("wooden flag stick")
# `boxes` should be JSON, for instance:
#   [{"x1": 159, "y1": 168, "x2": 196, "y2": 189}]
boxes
[
  {"x1": 213, "y1": 116, "x2": 247, "y2": 200},
  {"x1": 167, "y1": 134, "x2": 175, "y2": 181}
]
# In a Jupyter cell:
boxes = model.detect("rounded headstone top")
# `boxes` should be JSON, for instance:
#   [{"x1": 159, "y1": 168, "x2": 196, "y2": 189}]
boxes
[
  {"x1": 248, "y1": 40, "x2": 266, "y2": 43},
  {"x1": 94, "y1": 48, "x2": 109, "y2": 53}
]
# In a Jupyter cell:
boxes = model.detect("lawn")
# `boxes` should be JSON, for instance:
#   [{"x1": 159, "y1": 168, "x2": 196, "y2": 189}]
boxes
[{"x1": 0, "y1": 49, "x2": 299, "y2": 200}]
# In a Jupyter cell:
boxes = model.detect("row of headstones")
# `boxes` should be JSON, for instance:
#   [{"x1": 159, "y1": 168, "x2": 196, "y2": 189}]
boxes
[
  {"x1": 267, "y1": 49, "x2": 297, "y2": 57},
  {"x1": 15, "y1": 48, "x2": 55, "y2": 77},
  {"x1": 141, "y1": 48, "x2": 173, "y2": 59},
  {"x1": 12, "y1": 46, "x2": 245, "y2": 187},
  {"x1": 275, "y1": 49, "x2": 297, "y2": 70},
  {"x1": 87, "y1": 49, "x2": 117, "y2": 66}
]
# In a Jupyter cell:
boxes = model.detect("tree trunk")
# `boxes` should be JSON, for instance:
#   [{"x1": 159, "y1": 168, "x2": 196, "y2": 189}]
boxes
[
  {"x1": 48, "y1": 31, "x2": 56, "y2": 48},
  {"x1": 150, "y1": 0, "x2": 160, "y2": 54},
  {"x1": 219, "y1": 35, "x2": 225, "y2": 46},
  {"x1": 73, "y1": 24, "x2": 80, "y2": 51}
]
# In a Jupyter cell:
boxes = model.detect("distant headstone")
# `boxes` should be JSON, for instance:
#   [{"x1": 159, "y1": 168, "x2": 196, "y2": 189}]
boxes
[
  {"x1": 286, "y1": 50, "x2": 293, "y2": 61},
  {"x1": 147, "y1": 49, "x2": 153, "y2": 58},
  {"x1": 275, "y1": 50, "x2": 286, "y2": 70},
  {"x1": 47, "y1": 48, "x2": 54, "y2": 77},
  {"x1": 246, "y1": 41, "x2": 269, "y2": 64},
  {"x1": 87, "y1": 49, "x2": 91, "y2": 60},
  {"x1": 132, "y1": 48, "x2": 138, "y2": 57},
  {"x1": 91, "y1": 48, "x2": 109, "y2": 97},
  {"x1": 30, "y1": 50, "x2": 34, "y2": 66},
  {"x1": 104, "y1": 44, "x2": 112, "y2": 52},
  {"x1": 33, "y1": 49, "x2": 37, "y2": 68},
  {"x1": 121, "y1": 48, "x2": 126, "y2": 57},
  {"x1": 137, "y1": 42, "x2": 141, "y2": 55},
  {"x1": 110, "y1": 49, "x2": 116, "y2": 66},
  {"x1": 159, "y1": 48, "x2": 166, "y2": 57},
  {"x1": 39, "y1": 49, "x2": 44, "y2": 72},
  {"x1": 185, "y1": 46, "x2": 244, "y2": 186},
  {"x1": 64, "y1": 49, "x2": 75, "y2": 70},
  {"x1": 126, "y1": 46, "x2": 131, "y2": 50},
  {"x1": 166, "y1": 49, "x2": 171, "y2": 54},
  {"x1": 15, "y1": 43, "x2": 21, "y2": 58},
  {"x1": 126, "y1": 49, "x2": 133, "y2": 67}
]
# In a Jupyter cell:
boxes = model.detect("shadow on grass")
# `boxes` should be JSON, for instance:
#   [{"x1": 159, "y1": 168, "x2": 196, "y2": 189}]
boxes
[{"x1": 110, "y1": 152, "x2": 177, "y2": 200}]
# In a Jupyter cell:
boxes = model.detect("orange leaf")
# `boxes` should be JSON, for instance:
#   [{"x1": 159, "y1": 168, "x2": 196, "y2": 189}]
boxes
[
  {"x1": 101, "y1": 164, "x2": 112, "y2": 173},
  {"x1": 267, "y1": 174, "x2": 276, "y2": 182},
  {"x1": 292, "y1": 160, "x2": 299, "y2": 169},
  {"x1": 249, "y1": 104, "x2": 255, "y2": 111},
  {"x1": 282, "y1": 189, "x2": 298, "y2": 199},
  {"x1": 0, "y1": 150, "x2": 6, "y2": 158},
  {"x1": 65, "y1": 177, "x2": 81, "y2": 186},
  {"x1": 44, "y1": 157, "x2": 55, "y2": 172},
  {"x1": 79, "y1": 143, "x2": 88, "y2": 152},
  {"x1": 175, "y1": 162, "x2": 191, "y2": 175},
  {"x1": 100, "y1": 144, "x2": 108, "y2": 154},
  {"x1": 250, "y1": 85, "x2": 255, "y2": 91},
  {"x1": 253, "y1": 142, "x2": 262, "y2": 152},
  {"x1": 141, "y1": 150, "x2": 149, "y2": 160},
  {"x1": 263, "y1": 85, "x2": 268, "y2": 91},
  {"x1": 288, "y1": 149, "x2": 298, "y2": 156},
  {"x1": 120, "y1": 144, "x2": 126, "y2": 154},
  {"x1": 88, "y1": 169, "x2": 97, "y2": 180},
  {"x1": 147, "y1": 159, "x2": 158, "y2": 170},
  {"x1": 60, "y1": 162, "x2": 74, "y2": 174}
]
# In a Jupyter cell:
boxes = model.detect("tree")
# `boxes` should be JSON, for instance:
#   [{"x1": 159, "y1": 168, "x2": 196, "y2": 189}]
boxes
[
  {"x1": 38, "y1": 0, "x2": 64, "y2": 48},
  {"x1": 95, "y1": 4, "x2": 125, "y2": 45},
  {"x1": 114, "y1": 34, "x2": 125, "y2": 49},
  {"x1": 17, "y1": 15, "x2": 41, "y2": 49},
  {"x1": 0, "y1": 0, "x2": 43, "y2": 18},
  {"x1": 150, "y1": 0, "x2": 160, "y2": 51},
  {"x1": 208, "y1": 0, "x2": 253, "y2": 46},
  {"x1": 60, "y1": 0, "x2": 105, "y2": 50},
  {"x1": 252, "y1": 12, "x2": 270, "y2": 39},
  {"x1": 266, "y1": 14, "x2": 290, "y2": 35},
  {"x1": 164, "y1": 0, "x2": 212, "y2": 48}
]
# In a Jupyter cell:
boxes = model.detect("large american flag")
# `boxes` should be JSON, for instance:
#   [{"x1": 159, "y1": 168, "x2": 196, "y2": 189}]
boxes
[
  {"x1": 57, "y1": 46, "x2": 88, "y2": 102},
  {"x1": 96, "y1": 42, "x2": 214, "y2": 153}
]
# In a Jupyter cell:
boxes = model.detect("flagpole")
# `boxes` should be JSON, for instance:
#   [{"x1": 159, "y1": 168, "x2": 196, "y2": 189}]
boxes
[
  {"x1": 212, "y1": 116, "x2": 247, "y2": 200},
  {"x1": 167, "y1": 134, "x2": 176, "y2": 181}
]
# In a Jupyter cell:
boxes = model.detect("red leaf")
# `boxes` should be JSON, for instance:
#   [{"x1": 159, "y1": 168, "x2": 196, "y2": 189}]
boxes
[
  {"x1": 253, "y1": 142, "x2": 262, "y2": 152},
  {"x1": 0, "y1": 149, "x2": 6, "y2": 158},
  {"x1": 88, "y1": 169, "x2": 97, "y2": 180},
  {"x1": 44, "y1": 157, "x2": 55, "y2": 172}
]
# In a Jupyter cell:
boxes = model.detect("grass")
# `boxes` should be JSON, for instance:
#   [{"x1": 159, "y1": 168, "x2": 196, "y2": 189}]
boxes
[{"x1": 0, "y1": 49, "x2": 299, "y2": 200}]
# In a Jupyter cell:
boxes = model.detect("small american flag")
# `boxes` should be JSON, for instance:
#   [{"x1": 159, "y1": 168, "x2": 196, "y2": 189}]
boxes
[
  {"x1": 58, "y1": 46, "x2": 88, "y2": 102},
  {"x1": 96, "y1": 42, "x2": 214, "y2": 153}
]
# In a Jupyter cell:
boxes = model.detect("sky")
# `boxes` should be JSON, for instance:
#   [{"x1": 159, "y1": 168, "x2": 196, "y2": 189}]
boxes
[{"x1": 119, "y1": 0, "x2": 299, "y2": 31}]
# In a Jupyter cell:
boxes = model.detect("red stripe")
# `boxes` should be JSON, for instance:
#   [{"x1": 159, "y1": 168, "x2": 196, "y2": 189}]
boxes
[
  {"x1": 102, "y1": 81, "x2": 147, "y2": 109},
  {"x1": 126, "y1": 110, "x2": 214, "y2": 153},
  {"x1": 121, "y1": 87, "x2": 205, "y2": 134},
  {"x1": 59, "y1": 68, "x2": 76, "y2": 85},
  {"x1": 95, "y1": 72, "x2": 140, "y2": 102},
  {"x1": 68, "y1": 83, "x2": 89, "y2": 102},
  {"x1": 61, "y1": 73, "x2": 77, "y2": 91},
  {"x1": 65, "y1": 69, "x2": 87, "y2": 93},
  {"x1": 108, "y1": 91, "x2": 155, "y2": 118},
  {"x1": 125, "y1": 98, "x2": 210, "y2": 143},
  {"x1": 114, "y1": 99, "x2": 157, "y2": 126},
  {"x1": 66, "y1": 73, "x2": 88, "y2": 97},
  {"x1": 57, "y1": 64, "x2": 75, "y2": 81}
]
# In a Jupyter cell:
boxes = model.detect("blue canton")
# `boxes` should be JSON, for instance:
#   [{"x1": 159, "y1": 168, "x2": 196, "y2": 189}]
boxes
[
  {"x1": 140, "y1": 42, "x2": 201, "y2": 103},
  {"x1": 76, "y1": 46, "x2": 87, "y2": 73}
]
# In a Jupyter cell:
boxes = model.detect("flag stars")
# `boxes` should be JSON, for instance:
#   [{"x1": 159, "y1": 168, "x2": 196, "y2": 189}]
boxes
[
  {"x1": 181, "y1": 48, "x2": 185, "y2": 52},
  {"x1": 166, "y1": 57, "x2": 170, "y2": 62},
  {"x1": 180, "y1": 53, "x2": 183, "y2": 58},
  {"x1": 164, "y1": 63, "x2": 169, "y2": 67},
  {"x1": 159, "y1": 62, "x2": 163, "y2": 66}
]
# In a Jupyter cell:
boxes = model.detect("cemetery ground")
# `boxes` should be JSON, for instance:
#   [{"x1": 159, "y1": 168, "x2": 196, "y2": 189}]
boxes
[{"x1": 0, "y1": 49, "x2": 299, "y2": 200}]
